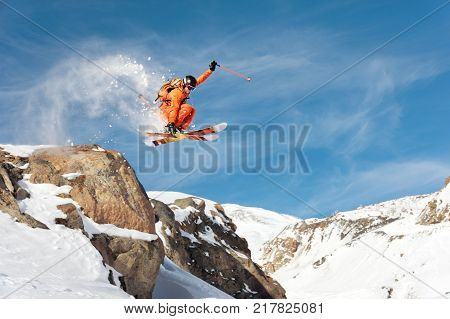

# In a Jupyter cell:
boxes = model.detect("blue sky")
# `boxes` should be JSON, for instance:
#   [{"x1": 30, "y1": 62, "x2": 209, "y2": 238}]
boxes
[{"x1": 1, "y1": 0, "x2": 449, "y2": 218}]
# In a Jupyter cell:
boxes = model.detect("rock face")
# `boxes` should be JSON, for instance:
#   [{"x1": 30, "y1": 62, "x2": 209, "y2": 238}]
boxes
[
  {"x1": 0, "y1": 149, "x2": 46, "y2": 229},
  {"x1": 55, "y1": 203, "x2": 86, "y2": 233},
  {"x1": 28, "y1": 145, "x2": 155, "y2": 233},
  {"x1": 261, "y1": 215, "x2": 398, "y2": 273},
  {"x1": 417, "y1": 179, "x2": 450, "y2": 225},
  {"x1": 151, "y1": 195, "x2": 286, "y2": 299},
  {"x1": 51, "y1": 203, "x2": 164, "y2": 299},
  {"x1": 1, "y1": 145, "x2": 164, "y2": 299},
  {"x1": 91, "y1": 234, "x2": 164, "y2": 298}
]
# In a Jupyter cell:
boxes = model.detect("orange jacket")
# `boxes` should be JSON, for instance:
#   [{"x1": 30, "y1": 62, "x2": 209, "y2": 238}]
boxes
[{"x1": 162, "y1": 69, "x2": 213, "y2": 123}]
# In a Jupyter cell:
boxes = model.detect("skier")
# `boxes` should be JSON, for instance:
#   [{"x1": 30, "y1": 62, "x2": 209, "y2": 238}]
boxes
[
  {"x1": 158, "y1": 60, "x2": 218, "y2": 135},
  {"x1": 144, "y1": 61, "x2": 249, "y2": 146}
]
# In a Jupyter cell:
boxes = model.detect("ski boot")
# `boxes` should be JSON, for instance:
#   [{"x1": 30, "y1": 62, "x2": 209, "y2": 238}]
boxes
[{"x1": 165, "y1": 122, "x2": 182, "y2": 136}]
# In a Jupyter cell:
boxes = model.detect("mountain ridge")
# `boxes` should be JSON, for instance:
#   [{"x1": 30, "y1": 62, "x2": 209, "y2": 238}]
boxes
[{"x1": 228, "y1": 182, "x2": 450, "y2": 298}]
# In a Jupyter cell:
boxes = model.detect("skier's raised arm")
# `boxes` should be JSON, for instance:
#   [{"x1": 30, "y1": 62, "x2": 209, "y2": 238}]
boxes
[{"x1": 196, "y1": 60, "x2": 217, "y2": 86}]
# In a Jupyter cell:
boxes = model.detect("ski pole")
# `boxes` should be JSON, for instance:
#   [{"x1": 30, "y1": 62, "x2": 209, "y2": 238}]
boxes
[{"x1": 218, "y1": 64, "x2": 251, "y2": 82}]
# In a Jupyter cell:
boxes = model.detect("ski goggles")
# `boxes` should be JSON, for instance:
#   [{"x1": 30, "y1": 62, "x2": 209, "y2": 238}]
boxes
[{"x1": 186, "y1": 85, "x2": 196, "y2": 91}]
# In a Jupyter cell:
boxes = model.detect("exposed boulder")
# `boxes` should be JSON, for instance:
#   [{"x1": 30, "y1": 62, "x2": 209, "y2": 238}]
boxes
[
  {"x1": 0, "y1": 154, "x2": 46, "y2": 229},
  {"x1": 0, "y1": 148, "x2": 28, "y2": 168},
  {"x1": 91, "y1": 233, "x2": 165, "y2": 298},
  {"x1": 0, "y1": 162, "x2": 30, "y2": 201},
  {"x1": 27, "y1": 145, "x2": 156, "y2": 233},
  {"x1": 152, "y1": 196, "x2": 286, "y2": 299},
  {"x1": 55, "y1": 203, "x2": 85, "y2": 233}
]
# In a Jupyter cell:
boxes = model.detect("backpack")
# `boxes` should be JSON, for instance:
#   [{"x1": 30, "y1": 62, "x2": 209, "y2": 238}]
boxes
[{"x1": 154, "y1": 78, "x2": 184, "y2": 102}]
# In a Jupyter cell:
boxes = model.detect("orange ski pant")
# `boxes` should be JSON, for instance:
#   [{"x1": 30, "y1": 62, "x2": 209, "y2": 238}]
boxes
[{"x1": 161, "y1": 104, "x2": 196, "y2": 130}]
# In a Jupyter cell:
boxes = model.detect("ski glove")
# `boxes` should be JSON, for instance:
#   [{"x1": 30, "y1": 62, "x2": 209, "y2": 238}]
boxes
[
  {"x1": 166, "y1": 122, "x2": 179, "y2": 136},
  {"x1": 209, "y1": 60, "x2": 218, "y2": 71}
]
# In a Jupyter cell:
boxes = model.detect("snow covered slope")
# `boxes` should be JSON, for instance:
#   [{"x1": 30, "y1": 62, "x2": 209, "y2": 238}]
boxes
[
  {"x1": 0, "y1": 174, "x2": 131, "y2": 298},
  {"x1": 222, "y1": 204, "x2": 299, "y2": 263},
  {"x1": 0, "y1": 211, "x2": 131, "y2": 298},
  {"x1": 256, "y1": 184, "x2": 450, "y2": 298},
  {"x1": 154, "y1": 258, "x2": 232, "y2": 299}
]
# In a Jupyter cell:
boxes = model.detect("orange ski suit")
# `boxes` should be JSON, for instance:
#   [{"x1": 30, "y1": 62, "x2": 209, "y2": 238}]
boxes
[{"x1": 159, "y1": 69, "x2": 213, "y2": 130}]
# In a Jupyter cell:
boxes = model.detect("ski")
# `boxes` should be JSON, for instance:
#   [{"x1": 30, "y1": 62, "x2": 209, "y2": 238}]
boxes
[
  {"x1": 185, "y1": 122, "x2": 227, "y2": 136},
  {"x1": 145, "y1": 122, "x2": 226, "y2": 147},
  {"x1": 149, "y1": 133, "x2": 218, "y2": 147},
  {"x1": 146, "y1": 132, "x2": 178, "y2": 138},
  {"x1": 146, "y1": 122, "x2": 227, "y2": 138}
]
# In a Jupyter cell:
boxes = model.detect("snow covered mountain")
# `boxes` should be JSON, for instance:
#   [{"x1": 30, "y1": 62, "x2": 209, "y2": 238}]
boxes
[
  {"x1": 147, "y1": 191, "x2": 286, "y2": 298},
  {"x1": 225, "y1": 182, "x2": 450, "y2": 299},
  {"x1": 0, "y1": 145, "x2": 229, "y2": 299},
  {"x1": 2, "y1": 144, "x2": 448, "y2": 299},
  {"x1": 143, "y1": 184, "x2": 450, "y2": 299}
]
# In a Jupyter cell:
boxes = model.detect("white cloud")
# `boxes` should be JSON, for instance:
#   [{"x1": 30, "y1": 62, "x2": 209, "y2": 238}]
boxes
[{"x1": 303, "y1": 55, "x2": 442, "y2": 155}]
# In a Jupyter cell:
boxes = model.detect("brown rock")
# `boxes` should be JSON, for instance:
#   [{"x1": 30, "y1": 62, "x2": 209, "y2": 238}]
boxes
[
  {"x1": 0, "y1": 160, "x2": 46, "y2": 229},
  {"x1": 0, "y1": 148, "x2": 26, "y2": 167},
  {"x1": 28, "y1": 145, "x2": 156, "y2": 234},
  {"x1": 0, "y1": 162, "x2": 26, "y2": 194},
  {"x1": 417, "y1": 180, "x2": 450, "y2": 225},
  {"x1": 91, "y1": 234, "x2": 165, "y2": 298},
  {"x1": 0, "y1": 166, "x2": 14, "y2": 193},
  {"x1": 55, "y1": 203, "x2": 85, "y2": 232},
  {"x1": 174, "y1": 197, "x2": 205, "y2": 211},
  {"x1": 417, "y1": 199, "x2": 450, "y2": 225},
  {"x1": 15, "y1": 187, "x2": 30, "y2": 200},
  {"x1": 57, "y1": 193, "x2": 72, "y2": 199}
]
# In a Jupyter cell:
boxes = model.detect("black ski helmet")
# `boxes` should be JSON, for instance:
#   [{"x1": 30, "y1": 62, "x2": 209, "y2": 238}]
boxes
[{"x1": 184, "y1": 75, "x2": 197, "y2": 88}]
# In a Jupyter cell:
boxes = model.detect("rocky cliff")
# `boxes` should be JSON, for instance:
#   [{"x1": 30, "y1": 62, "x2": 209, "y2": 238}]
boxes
[
  {"x1": 0, "y1": 145, "x2": 164, "y2": 298},
  {"x1": 0, "y1": 148, "x2": 47, "y2": 229},
  {"x1": 148, "y1": 191, "x2": 286, "y2": 298}
]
